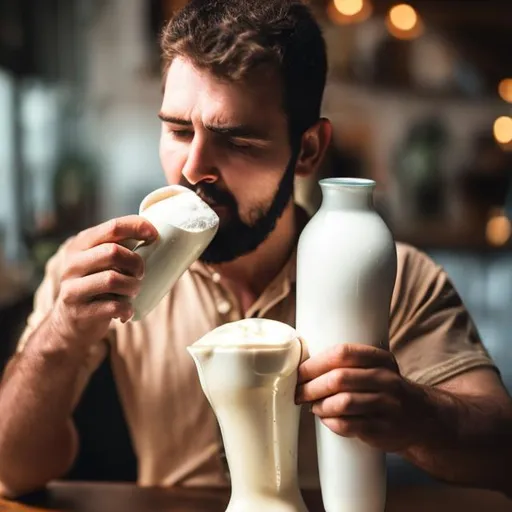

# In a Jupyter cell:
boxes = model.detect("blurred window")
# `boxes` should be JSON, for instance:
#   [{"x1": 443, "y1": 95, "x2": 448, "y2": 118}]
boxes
[{"x1": 0, "y1": 68, "x2": 17, "y2": 260}]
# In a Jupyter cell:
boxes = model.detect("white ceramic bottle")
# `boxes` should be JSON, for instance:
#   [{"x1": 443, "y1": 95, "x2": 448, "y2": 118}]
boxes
[
  {"x1": 188, "y1": 319, "x2": 309, "y2": 512},
  {"x1": 296, "y1": 178, "x2": 397, "y2": 512}
]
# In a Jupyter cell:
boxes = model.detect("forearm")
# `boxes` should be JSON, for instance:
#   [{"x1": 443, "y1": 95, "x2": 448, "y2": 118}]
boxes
[
  {"x1": 0, "y1": 317, "x2": 86, "y2": 496},
  {"x1": 402, "y1": 382, "x2": 512, "y2": 495}
]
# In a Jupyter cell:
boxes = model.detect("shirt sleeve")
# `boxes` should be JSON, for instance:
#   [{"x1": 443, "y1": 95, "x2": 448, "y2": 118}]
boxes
[
  {"x1": 389, "y1": 243, "x2": 497, "y2": 386},
  {"x1": 15, "y1": 238, "x2": 111, "y2": 408}
]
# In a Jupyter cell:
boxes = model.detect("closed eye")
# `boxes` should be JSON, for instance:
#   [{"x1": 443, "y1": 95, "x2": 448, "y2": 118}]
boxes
[
  {"x1": 227, "y1": 138, "x2": 252, "y2": 150},
  {"x1": 169, "y1": 129, "x2": 194, "y2": 140}
]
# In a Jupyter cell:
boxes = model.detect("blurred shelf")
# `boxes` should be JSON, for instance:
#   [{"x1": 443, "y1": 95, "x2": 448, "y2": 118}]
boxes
[
  {"x1": 325, "y1": 77, "x2": 505, "y2": 110},
  {"x1": 392, "y1": 222, "x2": 512, "y2": 253}
]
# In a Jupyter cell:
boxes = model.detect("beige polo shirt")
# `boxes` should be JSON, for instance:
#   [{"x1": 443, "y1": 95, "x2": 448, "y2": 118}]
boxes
[{"x1": 17, "y1": 241, "x2": 496, "y2": 489}]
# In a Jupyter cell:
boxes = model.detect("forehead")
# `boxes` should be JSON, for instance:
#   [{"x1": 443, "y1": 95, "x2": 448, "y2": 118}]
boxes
[{"x1": 161, "y1": 57, "x2": 286, "y2": 129}]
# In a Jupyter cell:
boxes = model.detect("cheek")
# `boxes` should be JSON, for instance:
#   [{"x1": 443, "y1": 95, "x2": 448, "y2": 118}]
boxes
[
  {"x1": 159, "y1": 135, "x2": 186, "y2": 184},
  {"x1": 227, "y1": 171, "x2": 281, "y2": 221}
]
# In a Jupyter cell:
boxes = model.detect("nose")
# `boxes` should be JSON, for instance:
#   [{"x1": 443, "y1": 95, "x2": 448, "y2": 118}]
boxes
[{"x1": 181, "y1": 134, "x2": 218, "y2": 185}]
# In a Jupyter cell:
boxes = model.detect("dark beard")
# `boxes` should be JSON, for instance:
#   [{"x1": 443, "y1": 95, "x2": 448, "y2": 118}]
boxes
[{"x1": 179, "y1": 152, "x2": 298, "y2": 264}]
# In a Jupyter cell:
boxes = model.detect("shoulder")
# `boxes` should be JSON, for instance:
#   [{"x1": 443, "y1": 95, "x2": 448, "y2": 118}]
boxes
[
  {"x1": 396, "y1": 242, "x2": 441, "y2": 276},
  {"x1": 43, "y1": 237, "x2": 76, "y2": 282},
  {"x1": 391, "y1": 242, "x2": 452, "y2": 322},
  {"x1": 394, "y1": 242, "x2": 446, "y2": 295},
  {"x1": 16, "y1": 237, "x2": 76, "y2": 352},
  {"x1": 390, "y1": 243, "x2": 495, "y2": 385},
  {"x1": 31, "y1": 237, "x2": 76, "y2": 303}
]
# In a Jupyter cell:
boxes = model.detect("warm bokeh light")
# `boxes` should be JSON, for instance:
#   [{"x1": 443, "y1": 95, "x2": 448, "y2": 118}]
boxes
[
  {"x1": 486, "y1": 213, "x2": 511, "y2": 246},
  {"x1": 333, "y1": 0, "x2": 364, "y2": 16},
  {"x1": 493, "y1": 116, "x2": 512, "y2": 145},
  {"x1": 498, "y1": 78, "x2": 512, "y2": 103},
  {"x1": 328, "y1": 0, "x2": 372, "y2": 24},
  {"x1": 389, "y1": 4, "x2": 418, "y2": 31},
  {"x1": 385, "y1": 3, "x2": 423, "y2": 40}
]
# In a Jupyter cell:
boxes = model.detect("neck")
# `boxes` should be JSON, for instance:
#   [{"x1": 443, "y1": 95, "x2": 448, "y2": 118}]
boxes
[{"x1": 209, "y1": 201, "x2": 298, "y2": 299}]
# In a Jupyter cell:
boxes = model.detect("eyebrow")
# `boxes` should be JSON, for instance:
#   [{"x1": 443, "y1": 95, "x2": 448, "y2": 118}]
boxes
[
  {"x1": 158, "y1": 113, "x2": 270, "y2": 141},
  {"x1": 158, "y1": 114, "x2": 192, "y2": 126}
]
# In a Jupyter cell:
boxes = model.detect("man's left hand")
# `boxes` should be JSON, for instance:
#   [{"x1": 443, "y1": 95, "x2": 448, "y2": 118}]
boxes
[{"x1": 295, "y1": 343, "x2": 429, "y2": 453}]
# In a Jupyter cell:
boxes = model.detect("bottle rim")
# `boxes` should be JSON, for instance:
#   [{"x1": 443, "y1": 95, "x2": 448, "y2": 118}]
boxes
[{"x1": 319, "y1": 178, "x2": 375, "y2": 188}]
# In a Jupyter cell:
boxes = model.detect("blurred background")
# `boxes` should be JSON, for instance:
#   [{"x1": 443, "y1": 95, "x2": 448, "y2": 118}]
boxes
[{"x1": 0, "y1": 0, "x2": 511, "y2": 483}]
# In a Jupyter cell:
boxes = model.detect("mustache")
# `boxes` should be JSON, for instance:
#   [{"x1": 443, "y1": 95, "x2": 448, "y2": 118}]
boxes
[{"x1": 181, "y1": 179, "x2": 237, "y2": 208}]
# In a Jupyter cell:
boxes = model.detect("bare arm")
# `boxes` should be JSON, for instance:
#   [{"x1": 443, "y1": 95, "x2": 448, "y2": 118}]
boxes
[
  {"x1": 0, "y1": 318, "x2": 84, "y2": 497},
  {"x1": 402, "y1": 368, "x2": 512, "y2": 496},
  {"x1": 296, "y1": 344, "x2": 512, "y2": 497},
  {"x1": 0, "y1": 216, "x2": 157, "y2": 497}
]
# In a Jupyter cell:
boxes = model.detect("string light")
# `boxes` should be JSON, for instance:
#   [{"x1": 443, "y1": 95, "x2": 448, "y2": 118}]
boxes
[
  {"x1": 486, "y1": 212, "x2": 511, "y2": 246},
  {"x1": 386, "y1": 3, "x2": 423, "y2": 40},
  {"x1": 328, "y1": 0, "x2": 372, "y2": 24},
  {"x1": 334, "y1": 0, "x2": 364, "y2": 16},
  {"x1": 389, "y1": 4, "x2": 417, "y2": 30},
  {"x1": 493, "y1": 116, "x2": 512, "y2": 145},
  {"x1": 498, "y1": 79, "x2": 512, "y2": 103}
]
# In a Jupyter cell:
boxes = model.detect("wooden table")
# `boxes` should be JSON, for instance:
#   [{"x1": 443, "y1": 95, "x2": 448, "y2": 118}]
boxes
[{"x1": 1, "y1": 483, "x2": 511, "y2": 512}]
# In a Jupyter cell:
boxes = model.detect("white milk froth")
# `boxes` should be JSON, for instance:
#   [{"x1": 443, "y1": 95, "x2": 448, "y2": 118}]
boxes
[
  {"x1": 129, "y1": 186, "x2": 219, "y2": 321},
  {"x1": 143, "y1": 190, "x2": 219, "y2": 232},
  {"x1": 193, "y1": 318, "x2": 299, "y2": 348}
]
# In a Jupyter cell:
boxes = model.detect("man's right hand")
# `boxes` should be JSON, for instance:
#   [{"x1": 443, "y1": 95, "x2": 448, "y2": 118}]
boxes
[
  {"x1": 49, "y1": 215, "x2": 158, "y2": 345},
  {"x1": 0, "y1": 215, "x2": 157, "y2": 497}
]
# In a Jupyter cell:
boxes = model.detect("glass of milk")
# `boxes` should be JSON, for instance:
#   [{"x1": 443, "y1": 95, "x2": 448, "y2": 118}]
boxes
[{"x1": 127, "y1": 184, "x2": 219, "y2": 321}]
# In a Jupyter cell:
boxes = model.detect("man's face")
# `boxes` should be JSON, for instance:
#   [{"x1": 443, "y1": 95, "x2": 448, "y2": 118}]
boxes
[{"x1": 159, "y1": 57, "x2": 296, "y2": 264}]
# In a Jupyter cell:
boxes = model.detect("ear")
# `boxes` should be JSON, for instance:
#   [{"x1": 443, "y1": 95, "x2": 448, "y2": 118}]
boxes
[{"x1": 295, "y1": 118, "x2": 332, "y2": 178}]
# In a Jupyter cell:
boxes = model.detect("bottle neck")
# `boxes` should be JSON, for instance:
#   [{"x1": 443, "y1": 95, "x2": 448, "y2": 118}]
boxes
[{"x1": 319, "y1": 178, "x2": 375, "y2": 211}]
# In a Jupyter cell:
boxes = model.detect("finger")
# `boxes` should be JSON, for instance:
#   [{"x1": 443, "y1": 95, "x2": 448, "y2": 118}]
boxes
[
  {"x1": 63, "y1": 243, "x2": 145, "y2": 279},
  {"x1": 75, "y1": 297, "x2": 134, "y2": 324},
  {"x1": 298, "y1": 343, "x2": 397, "y2": 384},
  {"x1": 73, "y1": 216, "x2": 158, "y2": 251},
  {"x1": 311, "y1": 392, "x2": 396, "y2": 418},
  {"x1": 60, "y1": 271, "x2": 141, "y2": 303},
  {"x1": 296, "y1": 368, "x2": 386, "y2": 403},
  {"x1": 321, "y1": 416, "x2": 378, "y2": 439}
]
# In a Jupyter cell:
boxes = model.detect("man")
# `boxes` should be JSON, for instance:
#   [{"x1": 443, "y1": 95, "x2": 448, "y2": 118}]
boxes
[{"x1": 1, "y1": 0, "x2": 511, "y2": 498}]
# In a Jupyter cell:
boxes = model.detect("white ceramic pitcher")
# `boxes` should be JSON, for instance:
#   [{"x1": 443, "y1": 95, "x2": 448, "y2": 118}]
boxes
[{"x1": 188, "y1": 319, "x2": 309, "y2": 512}]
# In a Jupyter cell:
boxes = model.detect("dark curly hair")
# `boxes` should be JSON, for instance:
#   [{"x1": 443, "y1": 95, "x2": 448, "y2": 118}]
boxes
[{"x1": 161, "y1": 0, "x2": 328, "y2": 144}]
